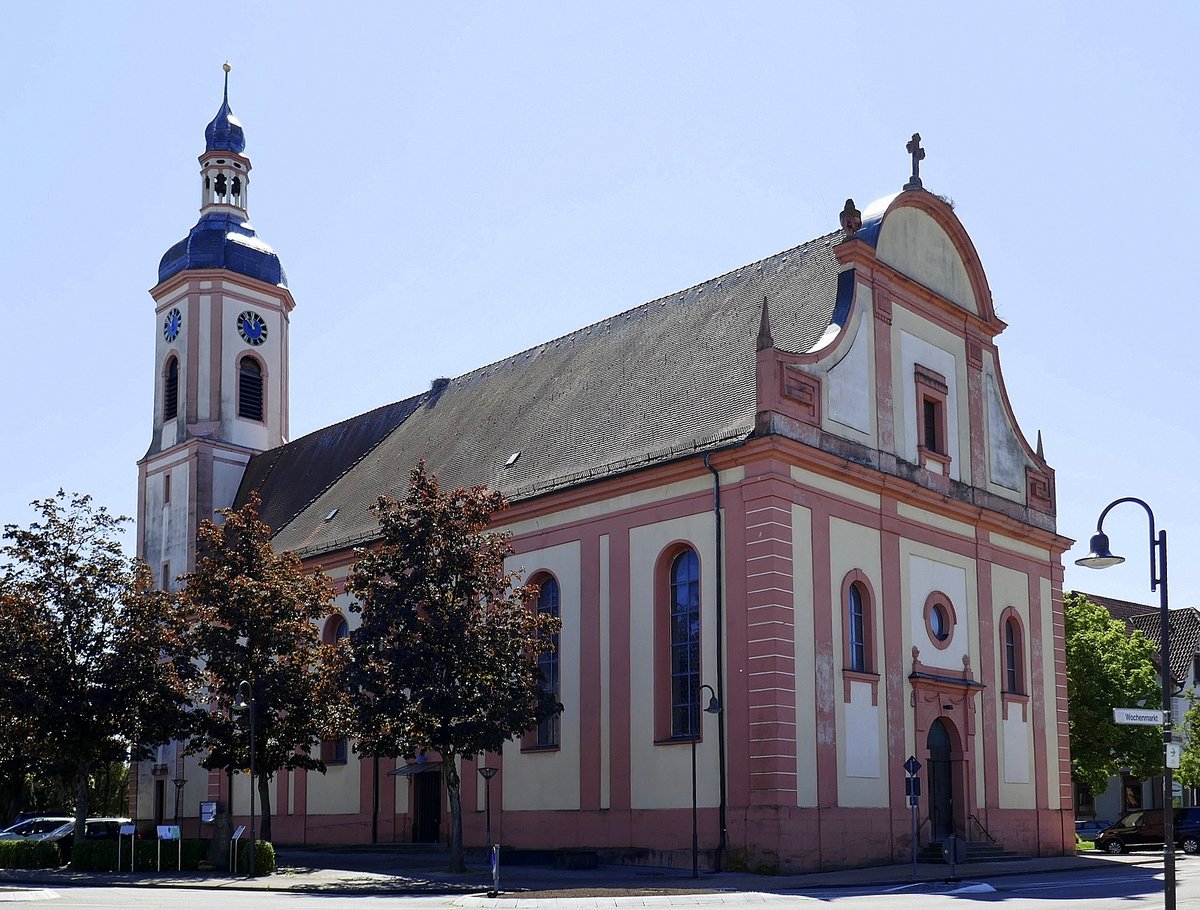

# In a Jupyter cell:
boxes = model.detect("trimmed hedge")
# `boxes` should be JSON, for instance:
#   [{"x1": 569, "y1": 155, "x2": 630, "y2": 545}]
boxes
[
  {"x1": 233, "y1": 838, "x2": 276, "y2": 876},
  {"x1": 71, "y1": 838, "x2": 273, "y2": 874},
  {"x1": 0, "y1": 838, "x2": 61, "y2": 869}
]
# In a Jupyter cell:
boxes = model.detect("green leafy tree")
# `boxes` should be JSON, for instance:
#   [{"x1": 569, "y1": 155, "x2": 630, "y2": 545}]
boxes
[
  {"x1": 1064, "y1": 591, "x2": 1162, "y2": 794},
  {"x1": 343, "y1": 463, "x2": 561, "y2": 872},
  {"x1": 0, "y1": 492, "x2": 196, "y2": 847},
  {"x1": 182, "y1": 494, "x2": 336, "y2": 844}
]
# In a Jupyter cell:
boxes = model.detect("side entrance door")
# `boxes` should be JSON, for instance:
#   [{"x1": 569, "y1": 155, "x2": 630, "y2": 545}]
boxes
[
  {"x1": 928, "y1": 719, "x2": 954, "y2": 840},
  {"x1": 411, "y1": 769, "x2": 442, "y2": 843}
]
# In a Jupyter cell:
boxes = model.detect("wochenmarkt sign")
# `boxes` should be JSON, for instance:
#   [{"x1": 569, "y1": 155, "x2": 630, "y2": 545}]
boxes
[{"x1": 1113, "y1": 707, "x2": 1165, "y2": 726}]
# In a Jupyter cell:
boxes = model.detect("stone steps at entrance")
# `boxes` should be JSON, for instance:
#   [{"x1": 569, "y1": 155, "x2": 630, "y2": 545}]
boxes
[{"x1": 917, "y1": 840, "x2": 1025, "y2": 863}]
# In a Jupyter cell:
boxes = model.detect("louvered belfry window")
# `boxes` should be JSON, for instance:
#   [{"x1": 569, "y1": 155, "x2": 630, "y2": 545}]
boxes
[
  {"x1": 239, "y1": 357, "x2": 263, "y2": 421},
  {"x1": 163, "y1": 357, "x2": 179, "y2": 420}
]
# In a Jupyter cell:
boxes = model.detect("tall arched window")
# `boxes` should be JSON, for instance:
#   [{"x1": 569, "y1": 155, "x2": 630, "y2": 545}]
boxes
[
  {"x1": 163, "y1": 356, "x2": 178, "y2": 421},
  {"x1": 1004, "y1": 616, "x2": 1022, "y2": 694},
  {"x1": 670, "y1": 549, "x2": 701, "y2": 738},
  {"x1": 848, "y1": 583, "x2": 867, "y2": 672},
  {"x1": 323, "y1": 614, "x2": 351, "y2": 763},
  {"x1": 535, "y1": 575, "x2": 560, "y2": 748},
  {"x1": 238, "y1": 357, "x2": 263, "y2": 421}
]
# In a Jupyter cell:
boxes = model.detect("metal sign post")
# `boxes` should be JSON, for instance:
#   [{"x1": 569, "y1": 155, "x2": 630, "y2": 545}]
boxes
[
  {"x1": 903, "y1": 755, "x2": 922, "y2": 878},
  {"x1": 942, "y1": 834, "x2": 966, "y2": 881},
  {"x1": 230, "y1": 825, "x2": 246, "y2": 875},
  {"x1": 118, "y1": 824, "x2": 136, "y2": 872},
  {"x1": 489, "y1": 843, "x2": 500, "y2": 897}
]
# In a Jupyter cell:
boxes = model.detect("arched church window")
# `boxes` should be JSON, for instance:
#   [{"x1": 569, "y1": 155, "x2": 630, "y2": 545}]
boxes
[
  {"x1": 669, "y1": 548, "x2": 701, "y2": 738},
  {"x1": 163, "y1": 356, "x2": 178, "y2": 421},
  {"x1": 238, "y1": 357, "x2": 263, "y2": 422},
  {"x1": 533, "y1": 574, "x2": 560, "y2": 748}
]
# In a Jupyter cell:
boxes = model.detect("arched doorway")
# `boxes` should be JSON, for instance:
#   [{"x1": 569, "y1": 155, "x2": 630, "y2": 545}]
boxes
[{"x1": 927, "y1": 719, "x2": 954, "y2": 840}]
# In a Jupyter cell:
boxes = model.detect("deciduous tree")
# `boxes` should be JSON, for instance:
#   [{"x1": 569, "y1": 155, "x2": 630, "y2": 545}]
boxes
[
  {"x1": 343, "y1": 463, "x2": 561, "y2": 872},
  {"x1": 1064, "y1": 591, "x2": 1162, "y2": 794},
  {"x1": 182, "y1": 494, "x2": 335, "y2": 844},
  {"x1": 0, "y1": 492, "x2": 196, "y2": 849}
]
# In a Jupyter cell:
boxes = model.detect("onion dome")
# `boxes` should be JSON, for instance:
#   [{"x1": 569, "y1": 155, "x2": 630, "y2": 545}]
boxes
[
  {"x1": 158, "y1": 212, "x2": 287, "y2": 287},
  {"x1": 204, "y1": 63, "x2": 246, "y2": 154}
]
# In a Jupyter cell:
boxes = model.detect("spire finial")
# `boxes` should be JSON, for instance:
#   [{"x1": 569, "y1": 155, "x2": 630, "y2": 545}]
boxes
[
  {"x1": 222, "y1": 62, "x2": 231, "y2": 102},
  {"x1": 1036, "y1": 430, "x2": 1044, "y2": 460},
  {"x1": 757, "y1": 296, "x2": 774, "y2": 351}
]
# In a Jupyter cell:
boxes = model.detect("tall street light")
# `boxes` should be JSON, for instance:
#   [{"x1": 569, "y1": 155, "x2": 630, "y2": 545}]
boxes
[
  {"x1": 691, "y1": 683, "x2": 723, "y2": 878},
  {"x1": 1076, "y1": 497, "x2": 1174, "y2": 910},
  {"x1": 233, "y1": 680, "x2": 257, "y2": 879},
  {"x1": 478, "y1": 766, "x2": 499, "y2": 848}
]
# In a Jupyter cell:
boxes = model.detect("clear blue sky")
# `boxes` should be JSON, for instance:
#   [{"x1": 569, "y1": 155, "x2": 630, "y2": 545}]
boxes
[{"x1": 2, "y1": 2, "x2": 1197, "y2": 608}]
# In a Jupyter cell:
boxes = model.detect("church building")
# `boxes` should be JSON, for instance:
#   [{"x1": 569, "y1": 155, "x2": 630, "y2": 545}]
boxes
[{"x1": 133, "y1": 74, "x2": 1074, "y2": 871}]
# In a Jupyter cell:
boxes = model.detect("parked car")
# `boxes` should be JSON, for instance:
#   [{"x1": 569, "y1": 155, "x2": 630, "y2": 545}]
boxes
[
  {"x1": 1075, "y1": 818, "x2": 1113, "y2": 841},
  {"x1": 0, "y1": 817, "x2": 72, "y2": 840},
  {"x1": 1095, "y1": 808, "x2": 1200, "y2": 854},
  {"x1": 35, "y1": 817, "x2": 131, "y2": 862}
]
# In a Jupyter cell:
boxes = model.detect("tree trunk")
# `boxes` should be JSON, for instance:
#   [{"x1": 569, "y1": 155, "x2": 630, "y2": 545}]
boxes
[
  {"x1": 444, "y1": 754, "x2": 464, "y2": 872},
  {"x1": 257, "y1": 772, "x2": 273, "y2": 843},
  {"x1": 73, "y1": 762, "x2": 90, "y2": 863}
]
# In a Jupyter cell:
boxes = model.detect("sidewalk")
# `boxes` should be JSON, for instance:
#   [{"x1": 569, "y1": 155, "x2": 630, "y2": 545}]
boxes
[{"x1": 0, "y1": 846, "x2": 1168, "y2": 904}]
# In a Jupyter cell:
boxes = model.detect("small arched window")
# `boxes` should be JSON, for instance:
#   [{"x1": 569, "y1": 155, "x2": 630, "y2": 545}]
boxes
[
  {"x1": 238, "y1": 357, "x2": 263, "y2": 422},
  {"x1": 163, "y1": 356, "x2": 179, "y2": 421},
  {"x1": 535, "y1": 576, "x2": 560, "y2": 748},
  {"x1": 670, "y1": 549, "x2": 701, "y2": 738},
  {"x1": 323, "y1": 614, "x2": 351, "y2": 763}
]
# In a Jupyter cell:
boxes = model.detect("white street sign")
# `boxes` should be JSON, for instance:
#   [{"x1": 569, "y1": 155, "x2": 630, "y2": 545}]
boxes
[
  {"x1": 1114, "y1": 707, "x2": 1164, "y2": 726},
  {"x1": 1168, "y1": 743, "x2": 1183, "y2": 769}
]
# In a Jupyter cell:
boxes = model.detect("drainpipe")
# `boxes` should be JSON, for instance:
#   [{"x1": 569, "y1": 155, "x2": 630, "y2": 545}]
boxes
[{"x1": 703, "y1": 453, "x2": 728, "y2": 869}]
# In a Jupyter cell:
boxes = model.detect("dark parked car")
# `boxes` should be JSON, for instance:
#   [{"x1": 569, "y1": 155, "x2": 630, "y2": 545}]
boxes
[
  {"x1": 1075, "y1": 818, "x2": 1113, "y2": 841},
  {"x1": 35, "y1": 818, "x2": 131, "y2": 862},
  {"x1": 1096, "y1": 808, "x2": 1200, "y2": 854}
]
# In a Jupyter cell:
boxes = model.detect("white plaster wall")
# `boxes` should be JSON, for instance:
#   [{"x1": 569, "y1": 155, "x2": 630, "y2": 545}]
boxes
[
  {"x1": 792, "y1": 504, "x2": 817, "y2": 807},
  {"x1": 213, "y1": 452, "x2": 250, "y2": 516},
  {"x1": 985, "y1": 368, "x2": 1025, "y2": 494},
  {"x1": 142, "y1": 457, "x2": 191, "y2": 588},
  {"x1": 1002, "y1": 714, "x2": 1032, "y2": 788},
  {"x1": 898, "y1": 330, "x2": 961, "y2": 481},
  {"x1": 502, "y1": 540, "x2": 582, "y2": 811},
  {"x1": 306, "y1": 759, "x2": 361, "y2": 814},
  {"x1": 906, "y1": 552, "x2": 971, "y2": 673},
  {"x1": 629, "y1": 513, "x2": 720, "y2": 810},
  {"x1": 825, "y1": 304, "x2": 874, "y2": 438},
  {"x1": 829, "y1": 518, "x2": 887, "y2": 806},
  {"x1": 875, "y1": 207, "x2": 976, "y2": 314}
]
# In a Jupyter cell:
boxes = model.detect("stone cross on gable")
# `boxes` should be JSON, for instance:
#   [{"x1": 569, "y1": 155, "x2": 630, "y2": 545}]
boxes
[{"x1": 903, "y1": 132, "x2": 925, "y2": 191}]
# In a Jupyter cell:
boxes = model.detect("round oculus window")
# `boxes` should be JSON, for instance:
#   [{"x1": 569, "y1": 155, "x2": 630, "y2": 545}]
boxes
[
  {"x1": 237, "y1": 310, "x2": 268, "y2": 346},
  {"x1": 930, "y1": 603, "x2": 950, "y2": 641}
]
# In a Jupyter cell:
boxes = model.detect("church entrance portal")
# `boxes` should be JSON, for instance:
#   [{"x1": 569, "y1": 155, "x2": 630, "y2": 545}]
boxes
[
  {"x1": 411, "y1": 770, "x2": 442, "y2": 843},
  {"x1": 928, "y1": 719, "x2": 954, "y2": 840}
]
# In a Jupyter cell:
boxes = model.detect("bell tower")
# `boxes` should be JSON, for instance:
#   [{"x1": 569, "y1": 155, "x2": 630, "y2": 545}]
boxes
[{"x1": 137, "y1": 65, "x2": 294, "y2": 587}]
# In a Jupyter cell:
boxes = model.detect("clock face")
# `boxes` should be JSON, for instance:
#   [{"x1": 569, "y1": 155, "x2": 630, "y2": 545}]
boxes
[
  {"x1": 237, "y1": 310, "x2": 268, "y2": 346},
  {"x1": 163, "y1": 308, "x2": 182, "y2": 343}
]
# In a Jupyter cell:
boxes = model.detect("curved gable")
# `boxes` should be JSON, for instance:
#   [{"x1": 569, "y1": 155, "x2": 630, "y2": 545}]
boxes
[{"x1": 876, "y1": 207, "x2": 975, "y2": 315}]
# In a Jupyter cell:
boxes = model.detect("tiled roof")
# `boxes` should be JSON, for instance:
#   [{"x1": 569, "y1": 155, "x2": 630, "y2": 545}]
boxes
[
  {"x1": 236, "y1": 397, "x2": 423, "y2": 538},
  {"x1": 250, "y1": 230, "x2": 847, "y2": 557},
  {"x1": 1129, "y1": 607, "x2": 1200, "y2": 685},
  {"x1": 1076, "y1": 590, "x2": 1200, "y2": 684}
]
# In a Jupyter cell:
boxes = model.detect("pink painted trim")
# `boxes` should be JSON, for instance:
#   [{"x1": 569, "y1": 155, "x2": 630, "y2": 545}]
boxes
[{"x1": 922, "y1": 591, "x2": 956, "y2": 650}]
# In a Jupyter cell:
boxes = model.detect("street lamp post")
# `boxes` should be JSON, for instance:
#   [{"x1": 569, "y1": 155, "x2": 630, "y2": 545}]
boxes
[
  {"x1": 233, "y1": 680, "x2": 257, "y2": 879},
  {"x1": 478, "y1": 766, "x2": 499, "y2": 847},
  {"x1": 171, "y1": 777, "x2": 187, "y2": 828},
  {"x1": 1076, "y1": 496, "x2": 1174, "y2": 910},
  {"x1": 691, "y1": 683, "x2": 723, "y2": 879}
]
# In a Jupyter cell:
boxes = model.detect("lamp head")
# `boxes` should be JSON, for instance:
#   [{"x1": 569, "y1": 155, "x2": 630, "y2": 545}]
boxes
[
  {"x1": 704, "y1": 694, "x2": 722, "y2": 715},
  {"x1": 233, "y1": 680, "x2": 251, "y2": 711},
  {"x1": 1075, "y1": 532, "x2": 1126, "y2": 569}
]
